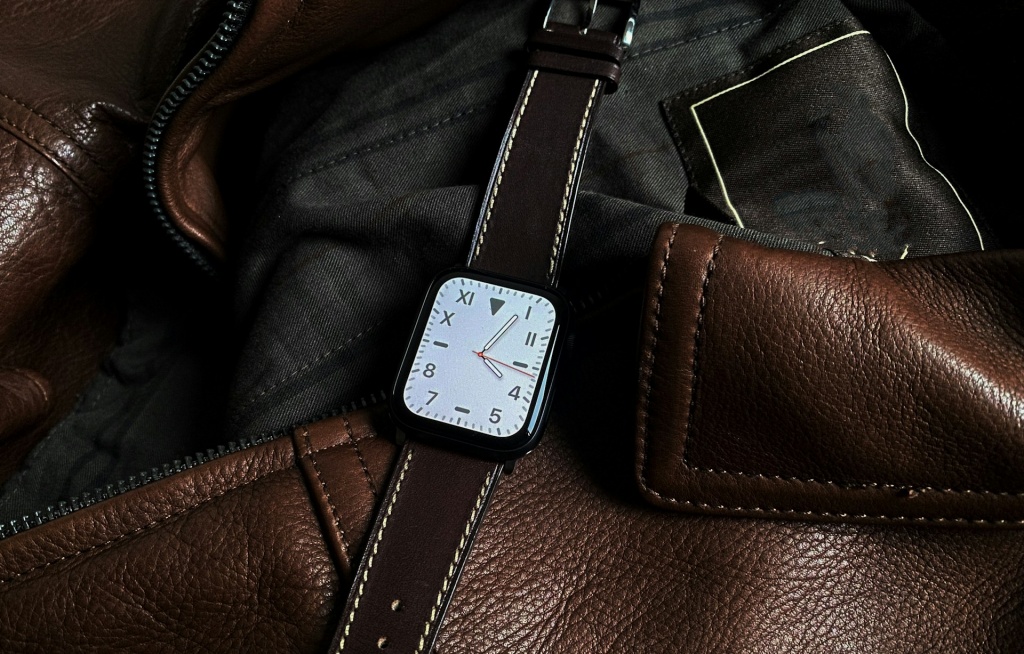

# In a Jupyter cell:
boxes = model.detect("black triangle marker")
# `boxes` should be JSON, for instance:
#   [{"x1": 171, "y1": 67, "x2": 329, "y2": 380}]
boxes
[{"x1": 490, "y1": 298, "x2": 505, "y2": 315}]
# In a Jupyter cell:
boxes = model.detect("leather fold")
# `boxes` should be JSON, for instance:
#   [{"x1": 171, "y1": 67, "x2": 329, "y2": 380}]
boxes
[
  {"x1": 156, "y1": 0, "x2": 465, "y2": 259},
  {"x1": 637, "y1": 223, "x2": 1024, "y2": 526},
  {"x1": 0, "y1": 0, "x2": 221, "y2": 477},
  {"x1": 292, "y1": 412, "x2": 397, "y2": 579}
]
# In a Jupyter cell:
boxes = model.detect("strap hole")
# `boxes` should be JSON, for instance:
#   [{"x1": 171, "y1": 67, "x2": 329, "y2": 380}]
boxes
[
  {"x1": 391, "y1": 599, "x2": 403, "y2": 612},
  {"x1": 377, "y1": 637, "x2": 390, "y2": 649}
]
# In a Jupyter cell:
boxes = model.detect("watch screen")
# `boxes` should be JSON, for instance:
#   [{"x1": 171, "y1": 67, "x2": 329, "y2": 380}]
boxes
[{"x1": 402, "y1": 276, "x2": 557, "y2": 437}]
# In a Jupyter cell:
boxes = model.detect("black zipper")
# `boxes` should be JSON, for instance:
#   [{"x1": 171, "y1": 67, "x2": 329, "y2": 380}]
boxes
[
  {"x1": 0, "y1": 0, "x2": 265, "y2": 542},
  {"x1": 0, "y1": 432, "x2": 276, "y2": 541},
  {"x1": 142, "y1": 0, "x2": 255, "y2": 276}
]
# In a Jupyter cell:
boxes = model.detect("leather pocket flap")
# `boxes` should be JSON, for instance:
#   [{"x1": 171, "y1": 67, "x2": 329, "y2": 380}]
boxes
[{"x1": 636, "y1": 223, "x2": 1024, "y2": 527}]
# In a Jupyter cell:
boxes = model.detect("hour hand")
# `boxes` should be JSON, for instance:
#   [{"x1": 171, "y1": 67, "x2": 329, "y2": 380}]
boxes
[{"x1": 475, "y1": 351, "x2": 503, "y2": 378}]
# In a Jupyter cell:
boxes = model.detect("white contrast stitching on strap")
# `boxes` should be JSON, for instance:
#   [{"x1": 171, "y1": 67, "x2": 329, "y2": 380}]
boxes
[
  {"x1": 415, "y1": 475, "x2": 493, "y2": 653},
  {"x1": 473, "y1": 70, "x2": 539, "y2": 261},
  {"x1": 337, "y1": 448, "x2": 414, "y2": 652},
  {"x1": 548, "y1": 79, "x2": 601, "y2": 282}
]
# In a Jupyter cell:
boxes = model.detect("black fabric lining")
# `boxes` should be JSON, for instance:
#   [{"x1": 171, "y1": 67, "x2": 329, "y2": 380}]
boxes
[{"x1": 660, "y1": 20, "x2": 986, "y2": 259}]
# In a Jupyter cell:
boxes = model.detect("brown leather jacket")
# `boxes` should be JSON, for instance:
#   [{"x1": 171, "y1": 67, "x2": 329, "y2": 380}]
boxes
[{"x1": 0, "y1": 1, "x2": 1021, "y2": 652}]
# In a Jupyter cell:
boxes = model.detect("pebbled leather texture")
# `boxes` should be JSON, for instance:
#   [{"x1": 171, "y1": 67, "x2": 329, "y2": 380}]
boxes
[
  {"x1": 637, "y1": 223, "x2": 1024, "y2": 525},
  {"x1": 155, "y1": 0, "x2": 465, "y2": 259},
  {"x1": 443, "y1": 418, "x2": 1024, "y2": 653},
  {"x1": 2, "y1": 405, "x2": 1022, "y2": 652},
  {"x1": 0, "y1": 0, "x2": 219, "y2": 477},
  {"x1": 0, "y1": 411, "x2": 395, "y2": 653}
]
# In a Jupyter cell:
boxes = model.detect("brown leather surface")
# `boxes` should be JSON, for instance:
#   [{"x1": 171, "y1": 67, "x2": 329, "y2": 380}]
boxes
[
  {"x1": 470, "y1": 25, "x2": 622, "y2": 285},
  {"x1": 2, "y1": 405, "x2": 1021, "y2": 652},
  {"x1": 443, "y1": 418, "x2": 1024, "y2": 653},
  {"x1": 0, "y1": 412, "x2": 386, "y2": 653},
  {"x1": 0, "y1": 0, "x2": 217, "y2": 472},
  {"x1": 156, "y1": 0, "x2": 465, "y2": 259},
  {"x1": 2, "y1": 4, "x2": 1019, "y2": 652},
  {"x1": 638, "y1": 223, "x2": 1024, "y2": 525}
]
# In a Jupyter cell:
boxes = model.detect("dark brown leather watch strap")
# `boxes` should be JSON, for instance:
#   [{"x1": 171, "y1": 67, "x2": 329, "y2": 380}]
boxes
[
  {"x1": 467, "y1": 22, "x2": 624, "y2": 286},
  {"x1": 333, "y1": 10, "x2": 629, "y2": 653},
  {"x1": 330, "y1": 441, "x2": 502, "y2": 653}
]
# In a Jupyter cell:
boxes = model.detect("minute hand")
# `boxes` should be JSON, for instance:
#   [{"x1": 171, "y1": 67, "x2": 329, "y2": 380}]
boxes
[{"x1": 482, "y1": 315, "x2": 518, "y2": 352}]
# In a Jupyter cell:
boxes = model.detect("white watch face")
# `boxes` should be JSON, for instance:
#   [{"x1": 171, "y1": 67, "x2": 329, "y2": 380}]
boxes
[{"x1": 403, "y1": 276, "x2": 557, "y2": 437}]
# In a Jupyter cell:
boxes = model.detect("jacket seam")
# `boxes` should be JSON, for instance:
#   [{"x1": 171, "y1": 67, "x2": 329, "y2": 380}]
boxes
[
  {"x1": 307, "y1": 430, "x2": 379, "y2": 457},
  {"x1": 304, "y1": 427, "x2": 353, "y2": 559},
  {"x1": 638, "y1": 223, "x2": 679, "y2": 492},
  {"x1": 0, "y1": 113, "x2": 96, "y2": 198},
  {"x1": 343, "y1": 415, "x2": 378, "y2": 501},
  {"x1": 0, "y1": 90, "x2": 109, "y2": 173},
  {"x1": 682, "y1": 235, "x2": 723, "y2": 465}
]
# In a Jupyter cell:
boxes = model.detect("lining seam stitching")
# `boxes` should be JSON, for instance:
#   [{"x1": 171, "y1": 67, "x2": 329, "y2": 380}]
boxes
[
  {"x1": 237, "y1": 320, "x2": 384, "y2": 413},
  {"x1": 282, "y1": 101, "x2": 498, "y2": 187}
]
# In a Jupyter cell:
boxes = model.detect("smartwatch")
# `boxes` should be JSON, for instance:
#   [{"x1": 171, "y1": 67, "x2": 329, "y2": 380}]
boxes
[
  {"x1": 332, "y1": 2, "x2": 637, "y2": 651},
  {"x1": 392, "y1": 268, "x2": 568, "y2": 462}
]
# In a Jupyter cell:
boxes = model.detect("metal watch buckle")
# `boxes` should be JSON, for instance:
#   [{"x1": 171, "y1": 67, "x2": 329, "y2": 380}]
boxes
[{"x1": 543, "y1": 0, "x2": 640, "y2": 48}]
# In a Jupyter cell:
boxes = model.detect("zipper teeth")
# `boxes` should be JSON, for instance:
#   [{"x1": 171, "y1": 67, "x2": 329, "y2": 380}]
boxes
[
  {"x1": 142, "y1": 0, "x2": 254, "y2": 276},
  {"x1": 0, "y1": 388, "x2": 390, "y2": 541},
  {"x1": 0, "y1": 432, "x2": 276, "y2": 541}
]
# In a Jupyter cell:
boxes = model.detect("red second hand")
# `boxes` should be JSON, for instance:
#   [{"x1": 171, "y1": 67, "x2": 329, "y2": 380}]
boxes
[{"x1": 473, "y1": 351, "x2": 536, "y2": 378}]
